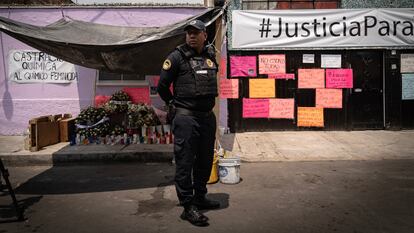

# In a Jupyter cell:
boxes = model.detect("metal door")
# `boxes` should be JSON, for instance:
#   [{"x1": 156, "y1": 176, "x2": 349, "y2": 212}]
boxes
[{"x1": 348, "y1": 51, "x2": 384, "y2": 129}]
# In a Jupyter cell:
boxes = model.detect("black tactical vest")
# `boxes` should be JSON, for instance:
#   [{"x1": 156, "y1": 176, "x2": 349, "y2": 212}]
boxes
[{"x1": 173, "y1": 44, "x2": 218, "y2": 98}]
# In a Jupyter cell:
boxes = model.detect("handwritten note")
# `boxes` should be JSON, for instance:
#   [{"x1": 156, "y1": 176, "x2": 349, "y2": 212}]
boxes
[
  {"x1": 242, "y1": 98, "x2": 269, "y2": 118},
  {"x1": 321, "y1": 54, "x2": 342, "y2": 68},
  {"x1": 230, "y1": 56, "x2": 257, "y2": 77},
  {"x1": 298, "y1": 69, "x2": 325, "y2": 89},
  {"x1": 269, "y1": 99, "x2": 295, "y2": 119},
  {"x1": 259, "y1": 54, "x2": 286, "y2": 74},
  {"x1": 268, "y1": 73, "x2": 295, "y2": 80},
  {"x1": 249, "y1": 79, "x2": 275, "y2": 98},
  {"x1": 219, "y1": 78, "x2": 239, "y2": 99},
  {"x1": 326, "y1": 69, "x2": 353, "y2": 88},
  {"x1": 297, "y1": 107, "x2": 324, "y2": 127},
  {"x1": 122, "y1": 87, "x2": 151, "y2": 105},
  {"x1": 303, "y1": 54, "x2": 315, "y2": 64},
  {"x1": 401, "y1": 54, "x2": 414, "y2": 73},
  {"x1": 316, "y1": 89, "x2": 343, "y2": 108},
  {"x1": 402, "y1": 73, "x2": 414, "y2": 100}
]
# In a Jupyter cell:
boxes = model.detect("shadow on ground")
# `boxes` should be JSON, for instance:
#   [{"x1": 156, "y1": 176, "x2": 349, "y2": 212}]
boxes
[
  {"x1": 14, "y1": 163, "x2": 175, "y2": 195},
  {"x1": 0, "y1": 194, "x2": 41, "y2": 223}
]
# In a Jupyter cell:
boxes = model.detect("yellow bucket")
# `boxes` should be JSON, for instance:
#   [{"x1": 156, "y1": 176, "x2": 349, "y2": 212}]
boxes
[{"x1": 207, "y1": 153, "x2": 219, "y2": 184}]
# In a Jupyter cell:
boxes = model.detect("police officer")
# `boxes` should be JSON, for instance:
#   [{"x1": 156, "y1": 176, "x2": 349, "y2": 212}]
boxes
[{"x1": 157, "y1": 19, "x2": 220, "y2": 227}]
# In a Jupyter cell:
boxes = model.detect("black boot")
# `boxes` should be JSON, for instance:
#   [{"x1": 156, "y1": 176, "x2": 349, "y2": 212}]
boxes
[
  {"x1": 193, "y1": 195, "x2": 220, "y2": 210},
  {"x1": 180, "y1": 205, "x2": 209, "y2": 227}
]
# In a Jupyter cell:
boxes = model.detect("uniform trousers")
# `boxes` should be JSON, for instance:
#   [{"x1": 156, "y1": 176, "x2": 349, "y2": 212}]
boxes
[{"x1": 172, "y1": 112, "x2": 216, "y2": 207}]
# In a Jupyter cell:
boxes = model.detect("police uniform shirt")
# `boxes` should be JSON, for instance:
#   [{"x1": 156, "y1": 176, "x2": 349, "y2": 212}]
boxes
[{"x1": 157, "y1": 45, "x2": 216, "y2": 112}]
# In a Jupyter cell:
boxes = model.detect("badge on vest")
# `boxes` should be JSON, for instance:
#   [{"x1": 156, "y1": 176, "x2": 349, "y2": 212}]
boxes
[
  {"x1": 196, "y1": 70, "x2": 208, "y2": 74},
  {"x1": 206, "y1": 59, "x2": 214, "y2": 68},
  {"x1": 163, "y1": 59, "x2": 171, "y2": 70}
]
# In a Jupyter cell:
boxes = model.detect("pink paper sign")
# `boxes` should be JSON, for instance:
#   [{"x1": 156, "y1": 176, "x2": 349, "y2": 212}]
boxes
[
  {"x1": 230, "y1": 56, "x2": 257, "y2": 77},
  {"x1": 219, "y1": 78, "x2": 239, "y2": 99},
  {"x1": 242, "y1": 98, "x2": 269, "y2": 118},
  {"x1": 269, "y1": 98, "x2": 295, "y2": 119},
  {"x1": 259, "y1": 54, "x2": 286, "y2": 74},
  {"x1": 326, "y1": 69, "x2": 353, "y2": 88},
  {"x1": 122, "y1": 87, "x2": 151, "y2": 105},
  {"x1": 298, "y1": 69, "x2": 325, "y2": 89},
  {"x1": 268, "y1": 73, "x2": 295, "y2": 79},
  {"x1": 316, "y1": 89, "x2": 343, "y2": 108}
]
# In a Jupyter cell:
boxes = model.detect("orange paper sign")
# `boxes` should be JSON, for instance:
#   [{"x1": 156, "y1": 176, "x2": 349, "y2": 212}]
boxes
[
  {"x1": 297, "y1": 107, "x2": 324, "y2": 127},
  {"x1": 219, "y1": 78, "x2": 239, "y2": 99},
  {"x1": 298, "y1": 69, "x2": 325, "y2": 89},
  {"x1": 259, "y1": 54, "x2": 286, "y2": 74},
  {"x1": 269, "y1": 99, "x2": 295, "y2": 119},
  {"x1": 316, "y1": 89, "x2": 342, "y2": 108},
  {"x1": 249, "y1": 79, "x2": 275, "y2": 98}
]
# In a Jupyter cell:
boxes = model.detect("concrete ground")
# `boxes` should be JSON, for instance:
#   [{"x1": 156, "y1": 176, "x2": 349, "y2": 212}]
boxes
[
  {"x1": 1, "y1": 130, "x2": 414, "y2": 165},
  {"x1": 1, "y1": 161, "x2": 414, "y2": 233},
  {"x1": 220, "y1": 130, "x2": 414, "y2": 161}
]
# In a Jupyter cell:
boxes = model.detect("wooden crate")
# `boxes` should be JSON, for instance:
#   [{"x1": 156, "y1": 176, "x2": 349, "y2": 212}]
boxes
[
  {"x1": 29, "y1": 114, "x2": 62, "y2": 152},
  {"x1": 59, "y1": 117, "x2": 76, "y2": 142}
]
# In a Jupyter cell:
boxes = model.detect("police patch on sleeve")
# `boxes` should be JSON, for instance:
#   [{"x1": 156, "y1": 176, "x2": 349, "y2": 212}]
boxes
[
  {"x1": 163, "y1": 59, "x2": 171, "y2": 70},
  {"x1": 206, "y1": 59, "x2": 214, "y2": 68}
]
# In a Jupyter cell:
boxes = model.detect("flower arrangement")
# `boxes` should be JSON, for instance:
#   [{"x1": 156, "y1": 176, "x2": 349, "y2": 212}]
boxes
[
  {"x1": 107, "y1": 90, "x2": 131, "y2": 113},
  {"x1": 127, "y1": 103, "x2": 161, "y2": 128},
  {"x1": 75, "y1": 106, "x2": 110, "y2": 137}
]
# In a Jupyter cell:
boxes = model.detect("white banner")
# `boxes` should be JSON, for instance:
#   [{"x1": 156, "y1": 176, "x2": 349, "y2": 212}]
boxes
[
  {"x1": 9, "y1": 50, "x2": 78, "y2": 83},
  {"x1": 232, "y1": 9, "x2": 414, "y2": 49}
]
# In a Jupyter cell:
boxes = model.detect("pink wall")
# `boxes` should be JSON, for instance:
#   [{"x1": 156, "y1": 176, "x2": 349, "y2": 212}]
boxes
[{"x1": 0, "y1": 7, "x2": 204, "y2": 135}]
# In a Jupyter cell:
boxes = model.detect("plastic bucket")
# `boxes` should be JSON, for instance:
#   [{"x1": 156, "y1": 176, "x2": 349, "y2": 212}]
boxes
[{"x1": 218, "y1": 157, "x2": 241, "y2": 184}]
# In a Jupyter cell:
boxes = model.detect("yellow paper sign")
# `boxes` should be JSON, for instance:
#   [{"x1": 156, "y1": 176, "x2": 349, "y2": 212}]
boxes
[
  {"x1": 269, "y1": 98, "x2": 295, "y2": 119},
  {"x1": 298, "y1": 69, "x2": 325, "y2": 89},
  {"x1": 316, "y1": 89, "x2": 342, "y2": 108},
  {"x1": 259, "y1": 54, "x2": 286, "y2": 74},
  {"x1": 249, "y1": 79, "x2": 275, "y2": 98},
  {"x1": 297, "y1": 107, "x2": 324, "y2": 127}
]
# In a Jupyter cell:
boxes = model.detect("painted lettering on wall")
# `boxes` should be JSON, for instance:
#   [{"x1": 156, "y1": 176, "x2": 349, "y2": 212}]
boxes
[{"x1": 9, "y1": 50, "x2": 78, "y2": 83}]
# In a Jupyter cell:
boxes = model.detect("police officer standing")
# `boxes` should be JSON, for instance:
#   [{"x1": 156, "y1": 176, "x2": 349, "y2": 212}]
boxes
[{"x1": 157, "y1": 19, "x2": 220, "y2": 227}]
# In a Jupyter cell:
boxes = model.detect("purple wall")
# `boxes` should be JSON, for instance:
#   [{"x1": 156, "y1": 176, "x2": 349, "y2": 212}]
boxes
[{"x1": 0, "y1": 7, "x2": 205, "y2": 135}]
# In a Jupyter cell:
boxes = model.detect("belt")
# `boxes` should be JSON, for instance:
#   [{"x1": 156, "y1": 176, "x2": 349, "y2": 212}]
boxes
[{"x1": 175, "y1": 107, "x2": 212, "y2": 118}]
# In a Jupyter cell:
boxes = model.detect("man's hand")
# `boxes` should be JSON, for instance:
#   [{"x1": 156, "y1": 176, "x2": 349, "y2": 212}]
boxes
[{"x1": 166, "y1": 101, "x2": 176, "y2": 124}]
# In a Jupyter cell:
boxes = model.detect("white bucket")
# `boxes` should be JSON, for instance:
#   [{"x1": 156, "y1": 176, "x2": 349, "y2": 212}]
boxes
[{"x1": 218, "y1": 157, "x2": 241, "y2": 184}]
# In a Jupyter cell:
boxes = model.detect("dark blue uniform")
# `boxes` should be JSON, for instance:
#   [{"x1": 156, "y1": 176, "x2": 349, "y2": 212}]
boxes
[{"x1": 157, "y1": 43, "x2": 218, "y2": 207}]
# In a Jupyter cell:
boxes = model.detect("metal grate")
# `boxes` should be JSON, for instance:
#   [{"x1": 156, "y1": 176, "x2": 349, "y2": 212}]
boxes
[{"x1": 242, "y1": 0, "x2": 341, "y2": 10}]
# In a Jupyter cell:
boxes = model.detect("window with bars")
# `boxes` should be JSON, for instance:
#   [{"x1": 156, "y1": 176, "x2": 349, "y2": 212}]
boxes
[
  {"x1": 242, "y1": 0, "x2": 341, "y2": 10},
  {"x1": 97, "y1": 71, "x2": 146, "y2": 85}
]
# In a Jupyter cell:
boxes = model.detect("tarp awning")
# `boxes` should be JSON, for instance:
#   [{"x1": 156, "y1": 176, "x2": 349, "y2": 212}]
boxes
[{"x1": 0, "y1": 7, "x2": 224, "y2": 74}]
